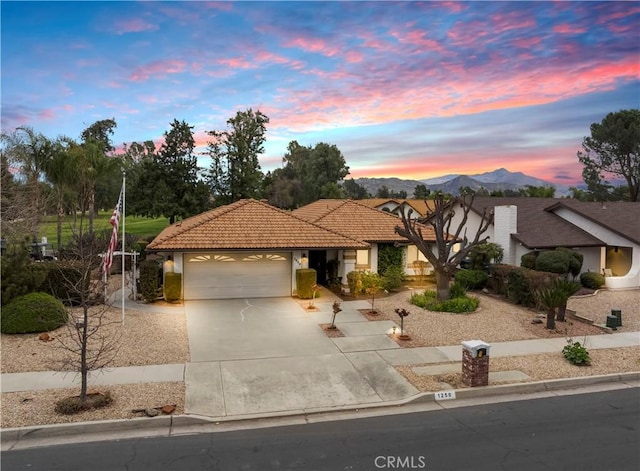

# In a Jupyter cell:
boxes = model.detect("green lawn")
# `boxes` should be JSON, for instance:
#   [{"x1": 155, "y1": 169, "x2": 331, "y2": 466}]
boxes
[{"x1": 39, "y1": 212, "x2": 170, "y2": 246}]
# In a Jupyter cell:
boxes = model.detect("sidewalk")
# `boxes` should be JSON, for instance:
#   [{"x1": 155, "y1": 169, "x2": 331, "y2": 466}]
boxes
[{"x1": 3, "y1": 331, "x2": 638, "y2": 394}]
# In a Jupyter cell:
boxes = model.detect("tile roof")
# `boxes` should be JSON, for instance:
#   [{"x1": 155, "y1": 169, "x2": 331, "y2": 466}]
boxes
[
  {"x1": 545, "y1": 200, "x2": 640, "y2": 245},
  {"x1": 293, "y1": 199, "x2": 437, "y2": 243},
  {"x1": 357, "y1": 198, "x2": 436, "y2": 217},
  {"x1": 469, "y1": 197, "x2": 605, "y2": 248},
  {"x1": 147, "y1": 199, "x2": 369, "y2": 251}
]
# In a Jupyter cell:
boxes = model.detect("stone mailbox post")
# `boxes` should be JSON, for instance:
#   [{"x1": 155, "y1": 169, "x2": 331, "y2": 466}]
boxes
[{"x1": 462, "y1": 340, "x2": 490, "y2": 387}]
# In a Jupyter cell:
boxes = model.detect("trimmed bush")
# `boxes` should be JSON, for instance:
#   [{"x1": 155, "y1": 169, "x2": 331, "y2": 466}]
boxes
[
  {"x1": 454, "y1": 269, "x2": 488, "y2": 290},
  {"x1": 296, "y1": 268, "x2": 317, "y2": 299},
  {"x1": 520, "y1": 251, "x2": 538, "y2": 270},
  {"x1": 1, "y1": 292, "x2": 68, "y2": 334},
  {"x1": 580, "y1": 271, "x2": 605, "y2": 290},
  {"x1": 164, "y1": 272, "x2": 182, "y2": 302},
  {"x1": 140, "y1": 259, "x2": 160, "y2": 303},
  {"x1": 346, "y1": 270, "x2": 363, "y2": 296},
  {"x1": 535, "y1": 248, "x2": 583, "y2": 277}
]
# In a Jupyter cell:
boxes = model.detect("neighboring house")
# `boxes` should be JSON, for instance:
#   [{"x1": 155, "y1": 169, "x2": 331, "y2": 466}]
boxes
[
  {"x1": 448, "y1": 197, "x2": 640, "y2": 289},
  {"x1": 292, "y1": 199, "x2": 436, "y2": 281},
  {"x1": 146, "y1": 198, "x2": 439, "y2": 300}
]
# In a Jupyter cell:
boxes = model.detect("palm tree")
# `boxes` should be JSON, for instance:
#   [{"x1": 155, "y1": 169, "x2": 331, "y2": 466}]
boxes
[
  {"x1": 45, "y1": 138, "x2": 78, "y2": 250},
  {"x1": 553, "y1": 279, "x2": 582, "y2": 322},
  {"x1": 537, "y1": 287, "x2": 566, "y2": 330}
]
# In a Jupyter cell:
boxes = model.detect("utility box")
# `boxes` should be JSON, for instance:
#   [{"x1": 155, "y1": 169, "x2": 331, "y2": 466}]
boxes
[
  {"x1": 611, "y1": 309, "x2": 622, "y2": 327},
  {"x1": 462, "y1": 340, "x2": 491, "y2": 387}
]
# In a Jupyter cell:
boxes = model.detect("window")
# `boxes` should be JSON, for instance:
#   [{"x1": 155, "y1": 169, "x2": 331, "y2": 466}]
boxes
[
  {"x1": 406, "y1": 245, "x2": 428, "y2": 265},
  {"x1": 356, "y1": 249, "x2": 370, "y2": 267}
]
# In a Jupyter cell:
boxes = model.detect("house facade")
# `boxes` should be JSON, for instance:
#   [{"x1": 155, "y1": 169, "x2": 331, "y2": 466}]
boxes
[
  {"x1": 147, "y1": 198, "x2": 437, "y2": 300},
  {"x1": 449, "y1": 197, "x2": 640, "y2": 289}
]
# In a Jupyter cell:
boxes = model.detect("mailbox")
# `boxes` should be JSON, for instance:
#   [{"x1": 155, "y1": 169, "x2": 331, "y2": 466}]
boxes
[{"x1": 462, "y1": 340, "x2": 491, "y2": 358}]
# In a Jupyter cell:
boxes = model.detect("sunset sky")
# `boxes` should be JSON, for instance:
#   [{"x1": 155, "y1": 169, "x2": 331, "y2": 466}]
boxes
[{"x1": 2, "y1": 1, "x2": 638, "y2": 186}]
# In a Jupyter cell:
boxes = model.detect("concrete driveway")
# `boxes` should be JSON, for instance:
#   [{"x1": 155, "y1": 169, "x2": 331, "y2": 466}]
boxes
[{"x1": 184, "y1": 298, "x2": 418, "y2": 417}]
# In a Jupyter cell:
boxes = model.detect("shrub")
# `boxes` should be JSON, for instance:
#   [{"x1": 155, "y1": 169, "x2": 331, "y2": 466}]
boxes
[
  {"x1": 468, "y1": 242, "x2": 503, "y2": 270},
  {"x1": 296, "y1": 268, "x2": 317, "y2": 299},
  {"x1": 39, "y1": 261, "x2": 88, "y2": 305},
  {"x1": 562, "y1": 341, "x2": 591, "y2": 365},
  {"x1": 449, "y1": 281, "x2": 467, "y2": 299},
  {"x1": 580, "y1": 271, "x2": 605, "y2": 290},
  {"x1": 347, "y1": 270, "x2": 363, "y2": 296},
  {"x1": 360, "y1": 271, "x2": 382, "y2": 292},
  {"x1": 520, "y1": 251, "x2": 538, "y2": 270},
  {"x1": 1, "y1": 292, "x2": 68, "y2": 334},
  {"x1": 139, "y1": 259, "x2": 160, "y2": 303},
  {"x1": 535, "y1": 248, "x2": 583, "y2": 277},
  {"x1": 433, "y1": 296, "x2": 479, "y2": 313},
  {"x1": 0, "y1": 240, "x2": 47, "y2": 306},
  {"x1": 455, "y1": 269, "x2": 488, "y2": 290},
  {"x1": 326, "y1": 259, "x2": 340, "y2": 286},
  {"x1": 164, "y1": 272, "x2": 182, "y2": 302},
  {"x1": 505, "y1": 267, "x2": 559, "y2": 307},
  {"x1": 410, "y1": 290, "x2": 436, "y2": 308},
  {"x1": 382, "y1": 265, "x2": 405, "y2": 291},
  {"x1": 410, "y1": 289, "x2": 478, "y2": 313},
  {"x1": 378, "y1": 244, "x2": 404, "y2": 277}
]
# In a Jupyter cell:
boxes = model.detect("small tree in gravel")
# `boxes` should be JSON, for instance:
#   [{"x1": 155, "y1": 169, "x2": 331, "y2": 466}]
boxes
[
  {"x1": 361, "y1": 271, "x2": 382, "y2": 315},
  {"x1": 328, "y1": 301, "x2": 342, "y2": 330},
  {"x1": 394, "y1": 308, "x2": 410, "y2": 339},
  {"x1": 53, "y1": 211, "x2": 121, "y2": 413}
]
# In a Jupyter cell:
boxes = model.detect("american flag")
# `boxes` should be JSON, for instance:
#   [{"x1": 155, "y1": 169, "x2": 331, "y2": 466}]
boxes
[{"x1": 103, "y1": 187, "x2": 123, "y2": 274}]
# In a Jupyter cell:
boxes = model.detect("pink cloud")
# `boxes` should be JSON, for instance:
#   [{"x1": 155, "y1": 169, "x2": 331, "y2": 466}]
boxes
[
  {"x1": 129, "y1": 59, "x2": 188, "y2": 82},
  {"x1": 38, "y1": 109, "x2": 56, "y2": 120},
  {"x1": 113, "y1": 19, "x2": 158, "y2": 35},
  {"x1": 553, "y1": 23, "x2": 587, "y2": 34},
  {"x1": 284, "y1": 36, "x2": 340, "y2": 57}
]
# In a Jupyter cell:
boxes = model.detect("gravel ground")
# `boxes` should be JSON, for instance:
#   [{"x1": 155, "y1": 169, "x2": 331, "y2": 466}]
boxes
[
  {"x1": 372, "y1": 289, "x2": 615, "y2": 348},
  {"x1": 0, "y1": 382, "x2": 184, "y2": 429},
  {"x1": 1, "y1": 288, "x2": 637, "y2": 428},
  {"x1": 1, "y1": 306, "x2": 189, "y2": 374}
]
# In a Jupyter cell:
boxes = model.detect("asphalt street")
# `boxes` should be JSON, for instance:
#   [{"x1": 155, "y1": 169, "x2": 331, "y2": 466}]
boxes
[{"x1": 2, "y1": 388, "x2": 639, "y2": 471}]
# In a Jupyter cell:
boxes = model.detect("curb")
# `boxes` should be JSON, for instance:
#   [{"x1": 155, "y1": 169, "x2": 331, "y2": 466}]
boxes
[{"x1": 2, "y1": 372, "x2": 639, "y2": 450}]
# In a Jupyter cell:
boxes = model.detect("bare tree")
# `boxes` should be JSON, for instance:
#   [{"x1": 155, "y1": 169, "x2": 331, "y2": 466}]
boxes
[
  {"x1": 395, "y1": 192, "x2": 493, "y2": 301},
  {"x1": 53, "y1": 195, "x2": 121, "y2": 407}
]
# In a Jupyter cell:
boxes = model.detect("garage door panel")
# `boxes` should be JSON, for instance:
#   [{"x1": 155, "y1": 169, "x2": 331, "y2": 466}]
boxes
[{"x1": 184, "y1": 252, "x2": 291, "y2": 300}]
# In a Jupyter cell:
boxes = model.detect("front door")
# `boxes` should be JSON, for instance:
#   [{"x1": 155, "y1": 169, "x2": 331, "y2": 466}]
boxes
[{"x1": 309, "y1": 250, "x2": 327, "y2": 284}]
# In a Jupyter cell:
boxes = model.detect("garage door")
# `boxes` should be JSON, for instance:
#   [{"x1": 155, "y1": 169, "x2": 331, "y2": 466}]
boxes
[{"x1": 183, "y1": 252, "x2": 292, "y2": 300}]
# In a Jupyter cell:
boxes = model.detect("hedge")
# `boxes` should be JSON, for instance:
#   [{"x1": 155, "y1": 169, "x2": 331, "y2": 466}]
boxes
[
  {"x1": 491, "y1": 264, "x2": 559, "y2": 307},
  {"x1": 454, "y1": 269, "x2": 488, "y2": 290},
  {"x1": 164, "y1": 272, "x2": 182, "y2": 302},
  {"x1": 140, "y1": 259, "x2": 160, "y2": 302},
  {"x1": 296, "y1": 268, "x2": 317, "y2": 299}
]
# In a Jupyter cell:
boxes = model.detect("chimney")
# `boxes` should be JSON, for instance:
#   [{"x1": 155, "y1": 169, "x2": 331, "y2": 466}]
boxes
[{"x1": 494, "y1": 205, "x2": 517, "y2": 265}]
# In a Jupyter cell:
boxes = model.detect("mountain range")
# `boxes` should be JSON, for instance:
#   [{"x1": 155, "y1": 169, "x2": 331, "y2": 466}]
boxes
[{"x1": 353, "y1": 168, "x2": 571, "y2": 197}]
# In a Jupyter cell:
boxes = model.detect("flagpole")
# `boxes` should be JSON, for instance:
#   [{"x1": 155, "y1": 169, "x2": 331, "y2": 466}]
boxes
[{"x1": 121, "y1": 170, "x2": 126, "y2": 327}]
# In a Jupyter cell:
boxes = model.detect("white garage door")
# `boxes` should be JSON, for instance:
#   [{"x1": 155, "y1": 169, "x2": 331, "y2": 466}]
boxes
[{"x1": 183, "y1": 252, "x2": 292, "y2": 300}]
